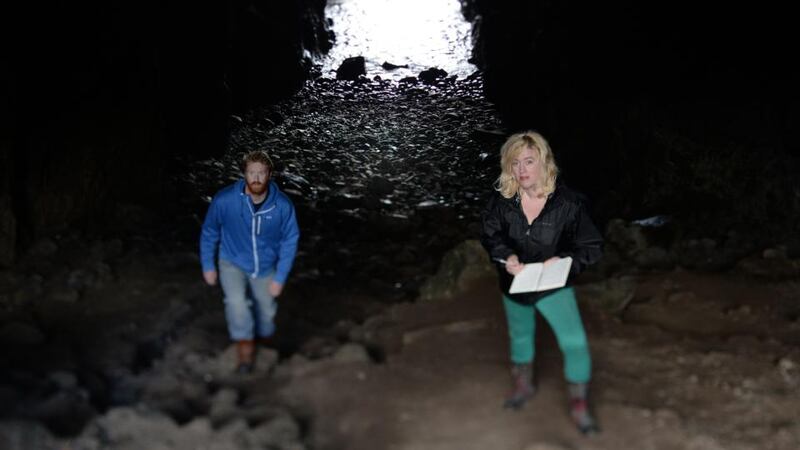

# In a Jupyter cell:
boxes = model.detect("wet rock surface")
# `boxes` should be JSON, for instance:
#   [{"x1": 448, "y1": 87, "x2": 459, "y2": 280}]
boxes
[{"x1": 174, "y1": 74, "x2": 504, "y2": 331}]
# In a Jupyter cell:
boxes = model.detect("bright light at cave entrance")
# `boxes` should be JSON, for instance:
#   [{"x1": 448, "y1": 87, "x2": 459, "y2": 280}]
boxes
[{"x1": 322, "y1": 0, "x2": 476, "y2": 80}]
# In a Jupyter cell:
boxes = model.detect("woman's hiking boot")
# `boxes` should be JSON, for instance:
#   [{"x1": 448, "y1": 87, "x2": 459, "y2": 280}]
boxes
[
  {"x1": 568, "y1": 382, "x2": 599, "y2": 435},
  {"x1": 503, "y1": 363, "x2": 536, "y2": 410}
]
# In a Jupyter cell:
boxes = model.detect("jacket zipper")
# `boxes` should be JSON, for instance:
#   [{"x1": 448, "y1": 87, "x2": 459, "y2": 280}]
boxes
[
  {"x1": 515, "y1": 194, "x2": 534, "y2": 236},
  {"x1": 517, "y1": 192, "x2": 556, "y2": 237},
  {"x1": 248, "y1": 200, "x2": 277, "y2": 278},
  {"x1": 247, "y1": 199, "x2": 259, "y2": 278}
]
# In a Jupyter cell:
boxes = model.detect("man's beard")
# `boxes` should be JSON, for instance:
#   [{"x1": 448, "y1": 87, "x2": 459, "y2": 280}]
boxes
[{"x1": 247, "y1": 181, "x2": 267, "y2": 196}]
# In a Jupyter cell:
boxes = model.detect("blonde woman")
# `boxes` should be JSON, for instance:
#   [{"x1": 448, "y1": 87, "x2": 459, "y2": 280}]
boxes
[{"x1": 480, "y1": 131, "x2": 603, "y2": 435}]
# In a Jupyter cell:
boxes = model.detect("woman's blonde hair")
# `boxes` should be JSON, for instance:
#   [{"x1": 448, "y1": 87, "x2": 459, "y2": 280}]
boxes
[{"x1": 495, "y1": 131, "x2": 559, "y2": 198}]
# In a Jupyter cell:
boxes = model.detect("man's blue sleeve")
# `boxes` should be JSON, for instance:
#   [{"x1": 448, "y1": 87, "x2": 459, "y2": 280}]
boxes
[
  {"x1": 199, "y1": 197, "x2": 222, "y2": 272},
  {"x1": 273, "y1": 201, "x2": 300, "y2": 285}
]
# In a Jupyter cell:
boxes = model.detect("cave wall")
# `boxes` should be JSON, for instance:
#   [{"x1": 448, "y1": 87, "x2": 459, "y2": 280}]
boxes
[
  {"x1": 0, "y1": 0, "x2": 331, "y2": 265},
  {"x1": 462, "y1": 0, "x2": 799, "y2": 230}
]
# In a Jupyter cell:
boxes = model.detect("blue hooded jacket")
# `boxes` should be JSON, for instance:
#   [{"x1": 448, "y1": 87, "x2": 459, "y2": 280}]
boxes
[{"x1": 200, "y1": 179, "x2": 300, "y2": 284}]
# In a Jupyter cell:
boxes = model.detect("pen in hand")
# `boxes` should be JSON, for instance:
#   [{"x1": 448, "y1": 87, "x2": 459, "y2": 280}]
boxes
[{"x1": 493, "y1": 258, "x2": 508, "y2": 264}]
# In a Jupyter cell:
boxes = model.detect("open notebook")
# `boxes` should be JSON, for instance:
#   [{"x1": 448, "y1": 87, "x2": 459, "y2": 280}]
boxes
[{"x1": 509, "y1": 257, "x2": 573, "y2": 294}]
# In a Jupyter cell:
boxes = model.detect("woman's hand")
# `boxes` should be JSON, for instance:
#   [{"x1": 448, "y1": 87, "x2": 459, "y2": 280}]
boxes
[
  {"x1": 505, "y1": 254, "x2": 524, "y2": 276},
  {"x1": 543, "y1": 256, "x2": 560, "y2": 266}
]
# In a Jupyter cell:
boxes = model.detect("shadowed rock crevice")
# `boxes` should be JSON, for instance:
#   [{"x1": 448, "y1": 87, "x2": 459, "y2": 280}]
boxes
[
  {"x1": 460, "y1": 0, "x2": 800, "y2": 232},
  {"x1": 1, "y1": 0, "x2": 332, "y2": 264}
]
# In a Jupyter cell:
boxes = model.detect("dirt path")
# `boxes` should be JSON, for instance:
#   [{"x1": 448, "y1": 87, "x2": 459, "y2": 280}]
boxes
[
  {"x1": 275, "y1": 271, "x2": 800, "y2": 450},
  {"x1": 2, "y1": 232, "x2": 798, "y2": 450}
]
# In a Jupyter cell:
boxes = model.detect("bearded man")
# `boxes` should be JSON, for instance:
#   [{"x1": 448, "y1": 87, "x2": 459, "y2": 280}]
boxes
[{"x1": 200, "y1": 150, "x2": 300, "y2": 373}]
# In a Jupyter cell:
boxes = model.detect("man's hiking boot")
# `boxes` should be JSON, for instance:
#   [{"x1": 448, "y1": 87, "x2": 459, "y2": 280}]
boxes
[{"x1": 235, "y1": 339, "x2": 255, "y2": 374}]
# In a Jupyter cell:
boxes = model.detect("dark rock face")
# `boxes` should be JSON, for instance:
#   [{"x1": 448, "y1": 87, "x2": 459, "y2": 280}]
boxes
[
  {"x1": 0, "y1": 194, "x2": 14, "y2": 268},
  {"x1": 461, "y1": 0, "x2": 800, "y2": 233},
  {"x1": 418, "y1": 67, "x2": 448, "y2": 85},
  {"x1": 336, "y1": 56, "x2": 366, "y2": 80},
  {"x1": 1, "y1": 0, "x2": 331, "y2": 261},
  {"x1": 229, "y1": 0, "x2": 333, "y2": 110}
]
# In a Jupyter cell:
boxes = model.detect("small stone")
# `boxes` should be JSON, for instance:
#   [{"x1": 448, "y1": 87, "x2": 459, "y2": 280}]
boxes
[
  {"x1": 49, "y1": 371, "x2": 78, "y2": 390},
  {"x1": 332, "y1": 343, "x2": 371, "y2": 364},
  {"x1": 28, "y1": 239, "x2": 58, "y2": 257},
  {"x1": 0, "y1": 322, "x2": 46, "y2": 345},
  {"x1": 523, "y1": 444, "x2": 571, "y2": 450},
  {"x1": 50, "y1": 288, "x2": 80, "y2": 303}
]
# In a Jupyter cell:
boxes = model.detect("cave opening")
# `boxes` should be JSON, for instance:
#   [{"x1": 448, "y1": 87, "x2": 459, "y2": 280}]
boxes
[{"x1": 322, "y1": 0, "x2": 476, "y2": 80}]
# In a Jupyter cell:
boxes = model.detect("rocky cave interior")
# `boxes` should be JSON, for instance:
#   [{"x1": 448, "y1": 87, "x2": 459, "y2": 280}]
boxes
[{"x1": 1, "y1": 1, "x2": 799, "y2": 449}]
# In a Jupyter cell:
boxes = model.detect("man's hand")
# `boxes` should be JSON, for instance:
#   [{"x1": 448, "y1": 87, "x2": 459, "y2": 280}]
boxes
[
  {"x1": 269, "y1": 280, "x2": 284, "y2": 297},
  {"x1": 203, "y1": 270, "x2": 218, "y2": 286},
  {"x1": 505, "y1": 254, "x2": 525, "y2": 276}
]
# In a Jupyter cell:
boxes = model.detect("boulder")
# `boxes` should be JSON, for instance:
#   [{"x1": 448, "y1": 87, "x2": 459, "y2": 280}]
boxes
[
  {"x1": 418, "y1": 239, "x2": 495, "y2": 301},
  {"x1": 336, "y1": 56, "x2": 366, "y2": 81}
]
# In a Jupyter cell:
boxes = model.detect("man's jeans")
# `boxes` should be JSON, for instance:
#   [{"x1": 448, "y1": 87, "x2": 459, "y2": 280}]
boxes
[{"x1": 218, "y1": 259, "x2": 276, "y2": 341}]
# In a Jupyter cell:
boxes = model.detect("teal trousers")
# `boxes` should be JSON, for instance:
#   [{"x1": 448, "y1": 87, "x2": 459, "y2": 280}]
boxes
[{"x1": 503, "y1": 287, "x2": 591, "y2": 383}]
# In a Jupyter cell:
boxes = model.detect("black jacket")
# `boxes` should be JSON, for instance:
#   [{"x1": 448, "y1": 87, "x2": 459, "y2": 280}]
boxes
[{"x1": 480, "y1": 183, "x2": 603, "y2": 305}]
